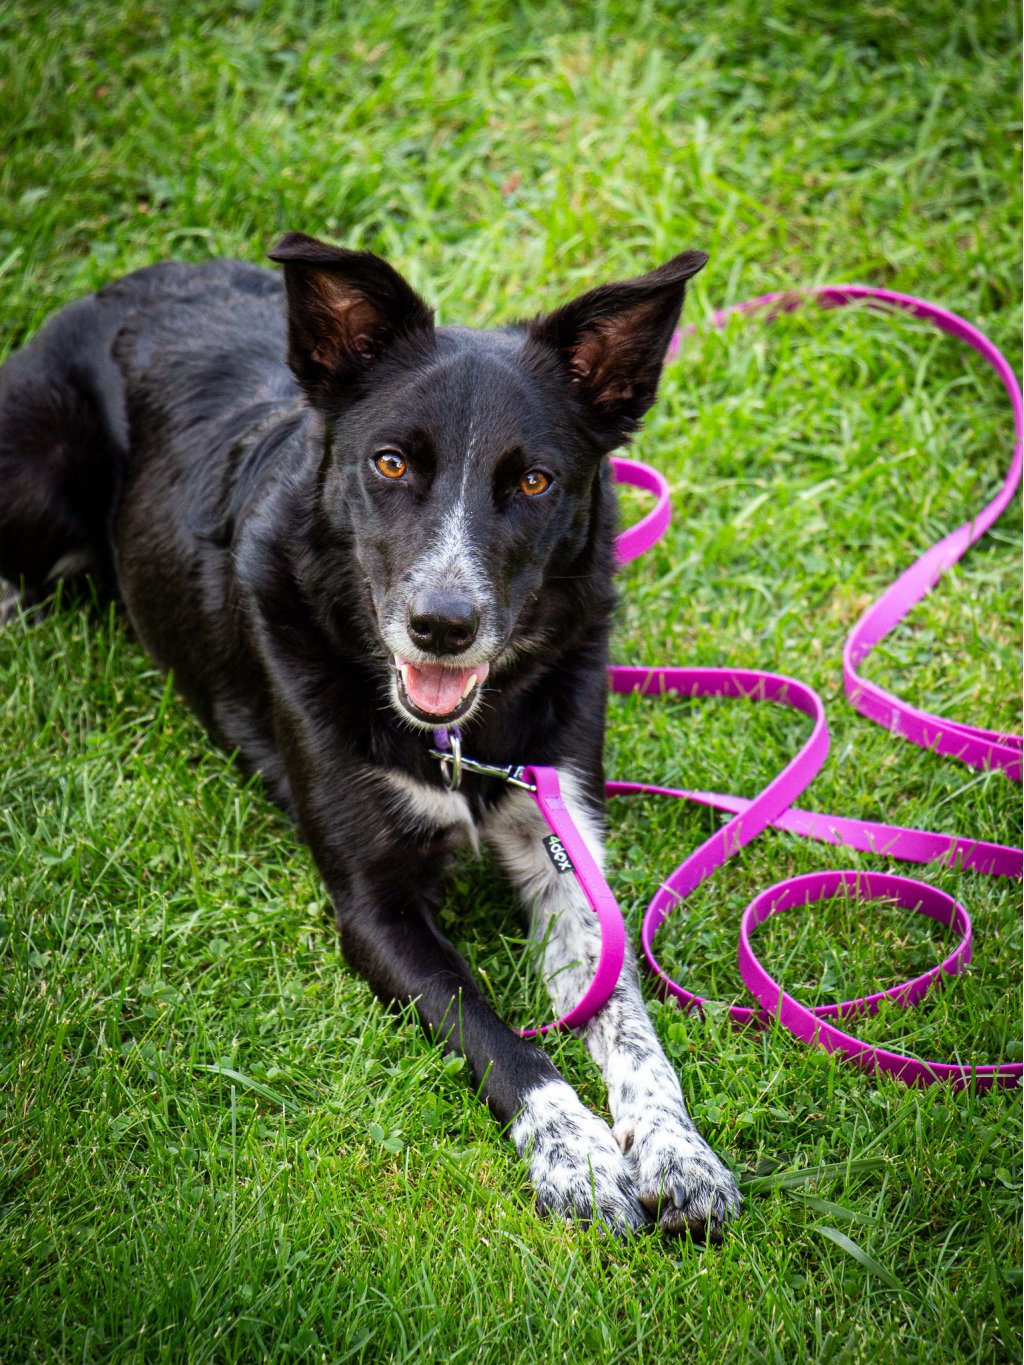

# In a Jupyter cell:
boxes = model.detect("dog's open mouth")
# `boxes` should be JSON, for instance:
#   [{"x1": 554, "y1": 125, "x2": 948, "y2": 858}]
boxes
[{"x1": 393, "y1": 655, "x2": 490, "y2": 724}]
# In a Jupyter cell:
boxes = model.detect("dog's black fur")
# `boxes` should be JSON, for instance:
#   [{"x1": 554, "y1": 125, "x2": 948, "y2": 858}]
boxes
[{"x1": 0, "y1": 237, "x2": 742, "y2": 1238}]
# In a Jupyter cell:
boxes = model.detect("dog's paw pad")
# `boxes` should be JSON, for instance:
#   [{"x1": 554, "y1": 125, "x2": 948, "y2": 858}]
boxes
[{"x1": 616, "y1": 1111, "x2": 741, "y2": 1243}]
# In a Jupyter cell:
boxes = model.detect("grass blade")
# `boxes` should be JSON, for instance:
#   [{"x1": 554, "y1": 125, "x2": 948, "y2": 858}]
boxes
[
  {"x1": 194, "y1": 1063, "x2": 302, "y2": 1114},
  {"x1": 740, "y1": 1157, "x2": 886, "y2": 1194},
  {"x1": 814, "y1": 1224, "x2": 911, "y2": 1296}
]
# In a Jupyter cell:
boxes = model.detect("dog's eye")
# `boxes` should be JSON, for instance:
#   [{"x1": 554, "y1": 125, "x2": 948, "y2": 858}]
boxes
[
  {"x1": 519, "y1": 470, "x2": 551, "y2": 497},
  {"x1": 375, "y1": 450, "x2": 407, "y2": 480}
]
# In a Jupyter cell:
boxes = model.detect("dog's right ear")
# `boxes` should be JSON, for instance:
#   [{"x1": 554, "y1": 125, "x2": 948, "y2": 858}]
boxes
[{"x1": 268, "y1": 232, "x2": 434, "y2": 406}]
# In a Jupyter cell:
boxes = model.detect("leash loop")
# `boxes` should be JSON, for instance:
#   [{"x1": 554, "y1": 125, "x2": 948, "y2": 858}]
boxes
[
  {"x1": 433, "y1": 287, "x2": 1021, "y2": 1084},
  {"x1": 606, "y1": 285, "x2": 1022, "y2": 1089}
]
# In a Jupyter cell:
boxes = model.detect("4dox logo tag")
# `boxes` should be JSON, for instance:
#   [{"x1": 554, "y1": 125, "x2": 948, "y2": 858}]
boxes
[{"x1": 543, "y1": 834, "x2": 575, "y2": 876}]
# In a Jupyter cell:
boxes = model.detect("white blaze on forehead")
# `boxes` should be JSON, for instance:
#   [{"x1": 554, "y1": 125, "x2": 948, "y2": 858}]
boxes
[
  {"x1": 408, "y1": 402, "x2": 490, "y2": 603},
  {"x1": 378, "y1": 379, "x2": 507, "y2": 672}
]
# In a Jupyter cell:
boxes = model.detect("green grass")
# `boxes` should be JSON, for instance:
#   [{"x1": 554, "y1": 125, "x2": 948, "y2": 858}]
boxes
[{"x1": 0, "y1": 2, "x2": 1020, "y2": 1361}]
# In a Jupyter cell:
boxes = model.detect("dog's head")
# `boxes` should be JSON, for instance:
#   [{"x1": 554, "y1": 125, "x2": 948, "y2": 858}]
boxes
[{"x1": 268, "y1": 233, "x2": 706, "y2": 731}]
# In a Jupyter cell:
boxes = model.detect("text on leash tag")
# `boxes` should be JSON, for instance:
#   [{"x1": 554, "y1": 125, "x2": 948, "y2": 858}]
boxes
[{"x1": 543, "y1": 834, "x2": 575, "y2": 875}]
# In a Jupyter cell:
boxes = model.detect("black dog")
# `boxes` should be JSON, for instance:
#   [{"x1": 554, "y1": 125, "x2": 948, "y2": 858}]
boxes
[{"x1": 0, "y1": 235, "x2": 740, "y2": 1238}]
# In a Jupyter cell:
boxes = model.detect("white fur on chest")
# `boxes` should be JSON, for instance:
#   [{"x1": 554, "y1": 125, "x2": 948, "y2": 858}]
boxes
[
  {"x1": 483, "y1": 769, "x2": 606, "y2": 901},
  {"x1": 380, "y1": 769, "x2": 479, "y2": 848}
]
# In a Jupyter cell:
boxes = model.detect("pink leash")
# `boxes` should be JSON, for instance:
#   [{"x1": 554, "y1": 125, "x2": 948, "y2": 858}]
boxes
[{"x1": 512, "y1": 285, "x2": 1022, "y2": 1090}]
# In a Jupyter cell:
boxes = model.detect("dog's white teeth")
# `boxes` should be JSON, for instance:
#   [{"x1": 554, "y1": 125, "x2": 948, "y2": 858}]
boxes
[
  {"x1": 462, "y1": 673, "x2": 478, "y2": 700},
  {"x1": 399, "y1": 664, "x2": 410, "y2": 690}
]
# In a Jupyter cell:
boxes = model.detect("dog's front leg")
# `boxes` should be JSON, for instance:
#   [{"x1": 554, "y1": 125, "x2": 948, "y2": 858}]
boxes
[
  {"x1": 334, "y1": 848, "x2": 649, "y2": 1235},
  {"x1": 486, "y1": 775, "x2": 742, "y2": 1241},
  {"x1": 279, "y1": 760, "x2": 647, "y2": 1235}
]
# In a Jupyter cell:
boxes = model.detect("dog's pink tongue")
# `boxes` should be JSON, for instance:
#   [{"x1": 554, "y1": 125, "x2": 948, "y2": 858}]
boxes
[{"x1": 399, "y1": 659, "x2": 489, "y2": 716}]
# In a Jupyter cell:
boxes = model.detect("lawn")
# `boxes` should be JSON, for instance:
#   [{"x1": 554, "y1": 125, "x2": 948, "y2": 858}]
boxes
[{"x1": 0, "y1": 2, "x2": 1020, "y2": 1362}]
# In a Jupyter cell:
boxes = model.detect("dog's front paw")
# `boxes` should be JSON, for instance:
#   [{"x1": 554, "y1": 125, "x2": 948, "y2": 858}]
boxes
[
  {"x1": 613, "y1": 1108, "x2": 741, "y2": 1243},
  {"x1": 512, "y1": 1080, "x2": 649, "y2": 1237}
]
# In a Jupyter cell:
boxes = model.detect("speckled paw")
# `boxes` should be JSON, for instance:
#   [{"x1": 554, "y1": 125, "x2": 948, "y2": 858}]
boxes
[{"x1": 614, "y1": 1111, "x2": 741, "y2": 1243}]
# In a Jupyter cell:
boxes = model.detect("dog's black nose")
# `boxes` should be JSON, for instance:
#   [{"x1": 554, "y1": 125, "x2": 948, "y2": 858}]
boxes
[{"x1": 407, "y1": 592, "x2": 480, "y2": 655}]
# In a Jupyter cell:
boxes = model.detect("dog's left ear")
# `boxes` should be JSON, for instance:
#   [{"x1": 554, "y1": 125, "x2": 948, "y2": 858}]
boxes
[
  {"x1": 527, "y1": 250, "x2": 708, "y2": 445},
  {"x1": 268, "y1": 232, "x2": 434, "y2": 405}
]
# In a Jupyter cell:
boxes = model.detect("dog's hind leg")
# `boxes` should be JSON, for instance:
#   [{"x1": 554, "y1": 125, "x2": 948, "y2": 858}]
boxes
[
  {"x1": 0, "y1": 291, "x2": 137, "y2": 616},
  {"x1": 486, "y1": 774, "x2": 742, "y2": 1242}
]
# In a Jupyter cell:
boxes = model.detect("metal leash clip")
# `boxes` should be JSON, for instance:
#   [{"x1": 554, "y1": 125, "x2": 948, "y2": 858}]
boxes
[
  {"x1": 430, "y1": 728, "x2": 536, "y2": 793},
  {"x1": 432, "y1": 727, "x2": 463, "y2": 789}
]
